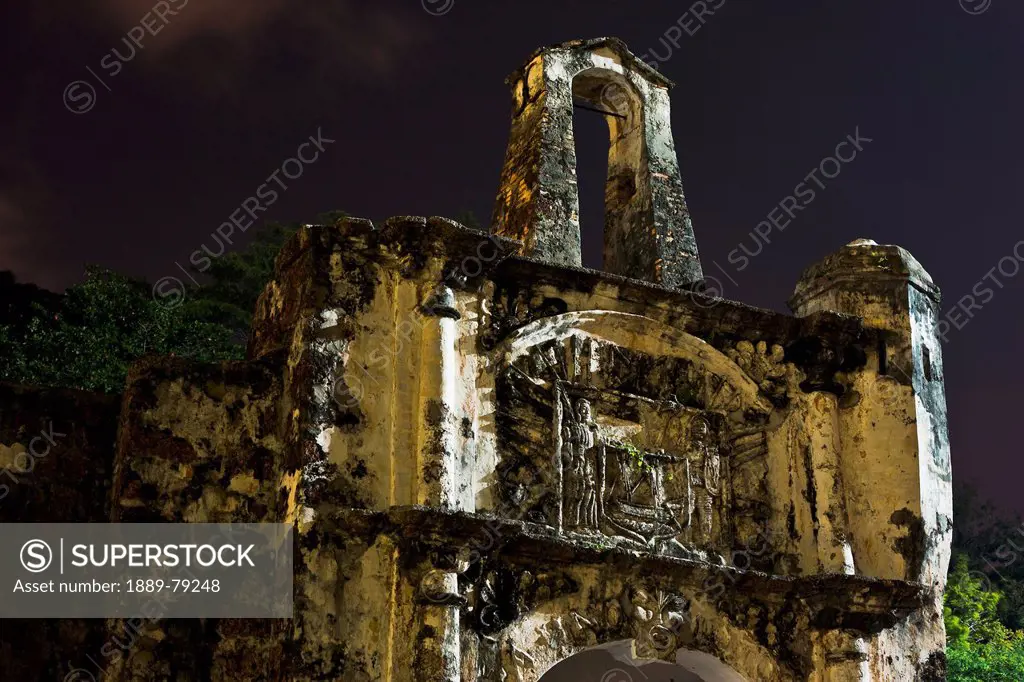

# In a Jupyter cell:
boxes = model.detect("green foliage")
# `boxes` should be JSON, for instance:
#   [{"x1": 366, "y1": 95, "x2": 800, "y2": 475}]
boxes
[
  {"x1": 0, "y1": 213, "x2": 349, "y2": 394},
  {"x1": 951, "y1": 483, "x2": 1024, "y2": 631},
  {"x1": 610, "y1": 440, "x2": 652, "y2": 473},
  {"x1": 945, "y1": 554, "x2": 1024, "y2": 680},
  {"x1": 945, "y1": 555, "x2": 1012, "y2": 648},
  {"x1": 0, "y1": 267, "x2": 242, "y2": 394},
  {"x1": 947, "y1": 639, "x2": 1024, "y2": 681}
]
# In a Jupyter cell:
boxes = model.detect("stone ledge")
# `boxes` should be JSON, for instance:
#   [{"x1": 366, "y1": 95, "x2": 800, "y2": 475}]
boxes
[
  {"x1": 327, "y1": 505, "x2": 928, "y2": 632},
  {"x1": 507, "y1": 37, "x2": 675, "y2": 89}
]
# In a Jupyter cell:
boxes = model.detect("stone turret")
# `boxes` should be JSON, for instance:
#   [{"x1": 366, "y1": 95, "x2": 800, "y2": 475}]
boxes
[
  {"x1": 791, "y1": 238, "x2": 952, "y2": 678},
  {"x1": 791, "y1": 238, "x2": 952, "y2": 585},
  {"x1": 491, "y1": 38, "x2": 703, "y2": 289}
]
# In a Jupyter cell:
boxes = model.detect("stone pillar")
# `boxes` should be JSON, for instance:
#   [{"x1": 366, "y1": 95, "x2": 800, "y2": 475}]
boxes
[
  {"x1": 817, "y1": 631, "x2": 871, "y2": 682},
  {"x1": 491, "y1": 38, "x2": 703, "y2": 288},
  {"x1": 803, "y1": 392, "x2": 855, "y2": 575},
  {"x1": 417, "y1": 284, "x2": 464, "y2": 511},
  {"x1": 417, "y1": 566, "x2": 465, "y2": 682},
  {"x1": 766, "y1": 391, "x2": 853, "y2": 576}
]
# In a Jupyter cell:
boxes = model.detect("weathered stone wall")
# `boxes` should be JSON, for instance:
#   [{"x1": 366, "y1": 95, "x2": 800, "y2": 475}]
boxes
[
  {"x1": 0, "y1": 382, "x2": 120, "y2": 523},
  {"x1": 0, "y1": 221, "x2": 952, "y2": 681},
  {"x1": 104, "y1": 354, "x2": 292, "y2": 682},
  {"x1": 238, "y1": 215, "x2": 950, "y2": 680},
  {"x1": 0, "y1": 383, "x2": 121, "y2": 682}
]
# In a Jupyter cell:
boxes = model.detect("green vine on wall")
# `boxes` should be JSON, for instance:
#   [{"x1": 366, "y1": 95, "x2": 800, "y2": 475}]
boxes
[{"x1": 609, "y1": 440, "x2": 672, "y2": 480}]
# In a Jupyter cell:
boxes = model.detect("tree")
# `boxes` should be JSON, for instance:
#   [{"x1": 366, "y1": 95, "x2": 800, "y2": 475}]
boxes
[
  {"x1": 0, "y1": 271, "x2": 61, "y2": 328},
  {"x1": 951, "y1": 482, "x2": 1024, "y2": 630},
  {"x1": 947, "y1": 639, "x2": 1024, "y2": 682},
  {"x1": 0, "y1": 213, "x2": 349, "y2": 394},
  {"x1": 182, "y1": 214, "x2": 347, "y2": 343},
  {"x1": 945, "y1": 554, "x2": 1024, "y2": 681},
  {"x1": 946, "y1": 555, "x2": 1012, "y2": 648},
  {"x1": 0, "y1": 267, "x2": 241, "y2": 393},
  {"x1": 183, "y1": 221, "x2": 302, "y2": 343}
]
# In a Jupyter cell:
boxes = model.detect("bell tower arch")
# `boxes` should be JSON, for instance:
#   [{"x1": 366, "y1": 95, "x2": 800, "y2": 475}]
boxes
[{"x1": 491, "y1": 38, "x2": 704, "y2": 289}]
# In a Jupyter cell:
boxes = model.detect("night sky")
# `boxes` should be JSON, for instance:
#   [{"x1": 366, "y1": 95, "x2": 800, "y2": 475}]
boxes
[{"x1": 1, "y1": 0, "x2": 1021, "y2": 531}]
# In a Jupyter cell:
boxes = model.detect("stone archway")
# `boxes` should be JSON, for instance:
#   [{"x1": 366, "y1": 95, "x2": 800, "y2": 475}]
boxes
[{"x1": 538, "y1": 641, "x2": 750, "y2": 681}]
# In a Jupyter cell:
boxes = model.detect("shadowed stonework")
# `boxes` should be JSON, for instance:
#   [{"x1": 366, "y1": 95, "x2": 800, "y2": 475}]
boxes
[{"x1": 0, "y1": 39, "x2": 951, "y2": 681}]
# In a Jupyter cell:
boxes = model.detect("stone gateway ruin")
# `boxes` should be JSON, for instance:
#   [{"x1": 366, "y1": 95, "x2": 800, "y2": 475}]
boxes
[{"x1": 0, "y1": 39, "x2": 952, "y2": 681}]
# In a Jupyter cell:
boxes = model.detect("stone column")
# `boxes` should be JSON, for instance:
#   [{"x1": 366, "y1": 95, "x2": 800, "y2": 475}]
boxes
[
  {"x1": 416, "y1": 284, "x2": 464, "y2": 511},
  {"x1": 790, "y1": 239, "x2": 952, "y2": 585},
  {"x1": 817, "y1": 631, "x2": 871, "y2": 682},
  {"x1": 417, "y1": 566, "x2": 465, "y2": 682},
  {"x1": 803, "y1": 391, "x2": 855, "y2": 575}
]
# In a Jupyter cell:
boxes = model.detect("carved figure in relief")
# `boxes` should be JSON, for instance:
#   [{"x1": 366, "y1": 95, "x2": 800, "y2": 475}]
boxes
[
  {"x1": 627, "y1": 588, "x2": 690, "y2": 659},
  {"x1": 500, "y1": 639, "x2": 536, "y2": 682},
  {"x1": 560, "y1": 395, "x2": 600, "y2": 529},
  {"x1": 690, "y1": 417, "x2": 720, "y2": 544}
]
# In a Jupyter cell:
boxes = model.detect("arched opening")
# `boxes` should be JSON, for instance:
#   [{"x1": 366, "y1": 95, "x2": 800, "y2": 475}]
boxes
[
  {"x1": 493, "y1": 39, "x2": 704, "y2": 286},
  {"x1": 570, "y1": 68, "x2": 646, "y2": 275},
  {"x1": 538, "y1": 641, "x2": 750, "y2": 681},
  {"x1": 572, "y1": 87, "x2": 610, "y2": 269}
]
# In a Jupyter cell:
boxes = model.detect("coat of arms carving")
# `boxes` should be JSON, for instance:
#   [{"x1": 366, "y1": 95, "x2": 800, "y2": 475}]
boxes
[{"x1": 494, "y1": 312, "x2": 781, "y2": 559}]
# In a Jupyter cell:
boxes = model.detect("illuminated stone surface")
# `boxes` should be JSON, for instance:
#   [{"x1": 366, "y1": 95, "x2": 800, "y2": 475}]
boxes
[{"x1": 0, "y1": 39, "x2": 951, "y2": 682}]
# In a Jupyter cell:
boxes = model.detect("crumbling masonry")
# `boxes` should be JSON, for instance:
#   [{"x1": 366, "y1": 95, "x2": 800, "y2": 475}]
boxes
[{"x1": 0, "y1": 38, "x2": 952, "y2": 681}]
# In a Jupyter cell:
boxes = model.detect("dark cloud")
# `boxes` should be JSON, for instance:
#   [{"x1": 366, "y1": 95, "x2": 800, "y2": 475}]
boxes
[
  {"x1": 0, "y1": 1, "x2": 432, "y2": 292},
  {"x1": 80, "y1": 0, "x2": 428, "y2": 80}
]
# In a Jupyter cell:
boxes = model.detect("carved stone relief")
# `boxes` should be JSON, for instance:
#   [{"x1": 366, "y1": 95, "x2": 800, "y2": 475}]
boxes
[
  {"x1": 495, "y1": 312, "x2": 783, "y2": 561},
  {"x1": 557, "y1": 587, "x2": 691, "y2": 659},
  {"x1": 499, "y1": 640, "x2": 536, "y2": 682},
  {"x1": 490, "y1": 583, "x2": 695, "y2": 682},
  {"x1": 723, "y1": 340, "x2": 801, "y2": 401}
]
